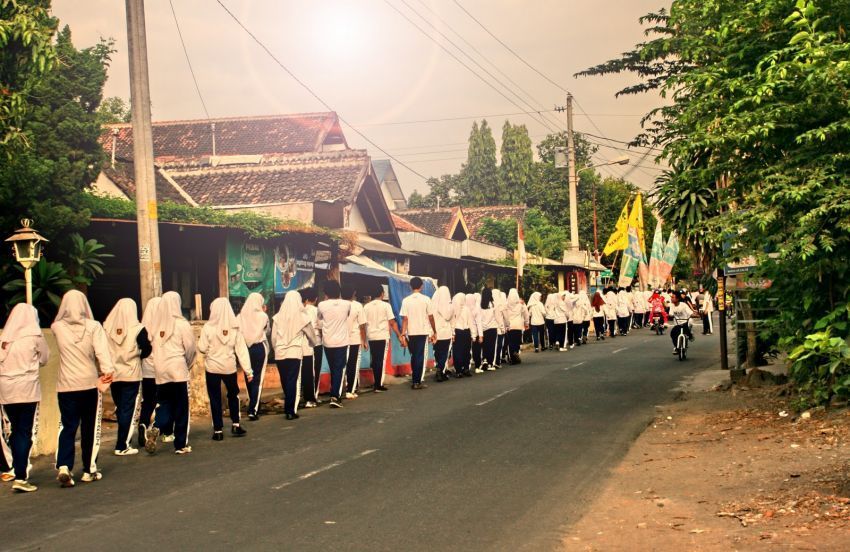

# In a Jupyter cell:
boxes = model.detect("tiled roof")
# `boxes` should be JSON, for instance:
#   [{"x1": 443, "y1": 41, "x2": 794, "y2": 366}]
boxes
[
  {"x1": 102, "y1": 162, "x2": 190, "y2": 205},
  {"x1": 101, "y1": 113, "x2": 344, "y2": 163},
  {"x1": 393, "y1": 208, "x2": 459, "y2": 238},
  {"x1": 463, "y1": 205, "x2": 527, "y2": 242},
  {"x1": 167, "y1": 151, "x2": 370, "y2": 207},
  {"x1": 391, "y1": 213, "x2": 425, "y2": 233}
]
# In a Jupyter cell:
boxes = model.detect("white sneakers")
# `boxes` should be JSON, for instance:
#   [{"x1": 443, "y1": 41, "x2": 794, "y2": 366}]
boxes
[
  {"x1": 161, "y1": 434, "x2": 176, "y2": 443},
  {"x1": 12, "y1": 480, "x2": 37, "y2": 493},
  {"x1": 1, "y1": 471, "x2": 14, "y2": 482},
  {"x1": 114, "y1": 447, "x2": 139, "y2": 456},
  {"x1": 304, "y1": 401, "x2": 318, "y2": 408},
  {"x1": 57, "y1": 466, "x2": 75, "y2": 488},
  {"x1": 175, "y1": 446, "x2": 192, "y2": 455},
  {"x1": 81, "y1": 471, "x2": 102, "y2": 483},
  {"x1": 345, "y1": 392, "x2": 358, "y2": 400}
]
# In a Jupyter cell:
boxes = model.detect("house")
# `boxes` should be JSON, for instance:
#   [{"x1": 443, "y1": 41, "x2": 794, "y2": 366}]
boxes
[{"x1": 372, "y1": 159, "x2": 407, "y2": 211}]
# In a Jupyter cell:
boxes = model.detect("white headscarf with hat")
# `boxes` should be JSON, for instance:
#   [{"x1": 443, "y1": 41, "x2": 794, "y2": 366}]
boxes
[{"x1": 0, "y1": 303, "x2": 42, "y2": 362}]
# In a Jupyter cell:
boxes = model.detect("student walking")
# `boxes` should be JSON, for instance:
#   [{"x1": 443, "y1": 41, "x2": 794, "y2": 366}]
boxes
[
  {"x1": 104, "y1": 298, "x2": 151, "y2": 456},
  {"x1": 138, "y1": 297, "x2": 163, "y2": 447},
  {"x1": 0, "y1": 304, "x2": 49, "y2": 492},
  {"x1": 400, "y1": 277, "x2": 435, "y2": 389},
  {"x1": 527, "y1": 292, "x2": 546, "y2": 352},
  {"x1": 504, "y1": 289, "x2": 529, "y2": 364},
  {"x1": 431, "y1": 286, "x2": 454, "y2": 382},
  {"x1": 569, "y1": 294, "x2": 589, "y2": 347},
  {"x1": 553, "y1": 292, "x2": 569, "y2": 351},
  {"x1": 317, "y1": 281, "x2": 351, "y2": 409},
  {"x1": 272, "y1": 291, "x2": 318, "y2": 420},
  {"x1": 299, "y1": 288, "x2": 321, "y2": 407},
  {"x1": 144, "y1": 291, "x2": 196, "y2": 456},
  {"x1": 52, "y1": 290, "x2": 115, "y2": 486},
  {"x1": 477, "y1": 288, "x2": 498, "y2": 371},
  {"x1": 493, "y1": 290, "x2": 508, "y2": 368},
  {"x1": 363, "y1": 286, "x2": 401, "y2": 392},
  {"x1": 342, "y1": 285, "x2": 367, "y2": 399},
  {"x1": 616, "y1": 288, "x2": 632, "y2": 336},
  {"x1": 237, "y1": 293, "x2": 269, "y2": 421},
  {"x1": 451, "y1": 292, "x2": 473, "y2": 378},
  {"x1": 544, "y1": 293, "x2": 558, "y2": 350},
  {"x1": 604, "y1": 288, "x2": 619, "y2": 337},
  {"x1": 199, "y1": 298, "x2": 252, "y2": 440},
  {"x1": 467, "y1": 293, "x2": 482, "y2": 372},
  {"x1": 699, "y1": 287, "x2": 714, "y2": 335}
]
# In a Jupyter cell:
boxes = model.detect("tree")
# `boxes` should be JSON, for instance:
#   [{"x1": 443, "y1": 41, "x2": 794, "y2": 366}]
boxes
[
  {"x1": 0, "y1": 26, "x2": 113, "y2": 313},
  {"x1": 406, "y1": 190, "x2": 428, "y2": 209},
  {"x1": 579, "y1": 0, "x2": 850, "y2": 402},
  {"x1": 499, "y1": 121, "x2": 534, "y2": 205},
  {"x1": 456, "y1": 120, "x2": 499, "y2": 205},
  {"x1": 96, "y1": 96, "x2": 131, "y2": 125},
  {"x1": 0, "y1": 0, "x2": 57, "y2": 153}
]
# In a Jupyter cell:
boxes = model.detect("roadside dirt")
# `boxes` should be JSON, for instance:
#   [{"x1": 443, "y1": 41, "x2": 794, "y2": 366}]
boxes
[{"x1": 564, "y1": 385, "x2": 850, "y2": 551}]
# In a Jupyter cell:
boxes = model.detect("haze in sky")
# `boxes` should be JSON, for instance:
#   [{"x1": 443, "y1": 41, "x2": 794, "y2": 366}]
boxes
[{"x1": 52, "y1": 0, "x2": 669, "y2": 195}]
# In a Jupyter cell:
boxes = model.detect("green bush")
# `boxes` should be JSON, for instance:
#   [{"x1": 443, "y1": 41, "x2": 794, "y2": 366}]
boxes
[{"x1": 788, "y1": 328, "x2": 850, "y2": 409}]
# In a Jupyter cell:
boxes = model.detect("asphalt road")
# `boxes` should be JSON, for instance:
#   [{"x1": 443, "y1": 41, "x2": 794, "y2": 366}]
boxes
[{"x1": 1, "y1": 324, "x2": 720, "y2": 551}]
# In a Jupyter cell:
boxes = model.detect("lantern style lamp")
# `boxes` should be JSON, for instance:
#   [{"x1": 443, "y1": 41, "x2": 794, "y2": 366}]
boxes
[{"x1": 5, "y1": 219, "x2": 48, "y2": 305}]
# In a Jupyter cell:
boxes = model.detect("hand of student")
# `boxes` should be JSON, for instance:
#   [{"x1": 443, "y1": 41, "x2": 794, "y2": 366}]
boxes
[
  {"x1": 99, "y1": 373, "x2": 114, "y2": 384},
  {"x1": 246, "y1": 375, "x2": 254, "y2": 383},
  {"x1": 430, "y1": 334, "x2": 437, "y2": 344},
  {"x1": 362, "y1": 341, "x2": 369, "y2": 351}
]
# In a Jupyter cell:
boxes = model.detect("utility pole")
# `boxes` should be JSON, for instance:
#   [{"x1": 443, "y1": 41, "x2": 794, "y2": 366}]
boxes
[
  {"x1": 566, "y1": 94, "x2": 580, "y2": 250},
  {"x1": 125, "y1": 0, "x2": 162, "y2": 306}
]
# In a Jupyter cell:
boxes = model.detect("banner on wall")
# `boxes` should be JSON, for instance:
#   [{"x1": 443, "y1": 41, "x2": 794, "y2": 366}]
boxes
[
  {"x1": 274, "y1": 244, "x2": 316, "y2": 295},
  {"x1": 226, "y1": 237, "x2": 275, "y2": 300}
]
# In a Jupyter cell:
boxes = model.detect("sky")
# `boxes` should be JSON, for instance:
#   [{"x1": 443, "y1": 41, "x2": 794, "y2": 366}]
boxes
[{"x1": 52, "y1": 0, "x2": 670, "y2": 196}]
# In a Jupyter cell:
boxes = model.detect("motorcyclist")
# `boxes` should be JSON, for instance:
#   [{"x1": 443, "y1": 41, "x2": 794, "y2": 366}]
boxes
[{"x1": 669, "y1": 291, "x2": 699, "y2": 355}]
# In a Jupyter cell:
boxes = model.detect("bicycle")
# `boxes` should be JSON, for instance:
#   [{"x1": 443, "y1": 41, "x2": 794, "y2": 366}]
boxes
[{"x1": 650, "y1": 312, "x2": 666, "y2": 335}]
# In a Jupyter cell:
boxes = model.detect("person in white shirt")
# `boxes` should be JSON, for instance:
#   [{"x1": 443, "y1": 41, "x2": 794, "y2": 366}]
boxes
[
  {"x1": 569, "y1": 294, "x2": 590, "y2": 348},
  {"x1": 467, "y1": 293, "x2": 482, "y2": 371},
  {"x1": 698, "y1": 286, "x2": 715, "y2": 335},
  {"x1": 399, "y1": 277, "x2": 435, "y2": 389},
  {"x1": 477, "y1": 288, "x2": 499, "y2": 371},
  {"x1": 562, "y1": 292, "x2": 578, "y2": 349},
  {"x1": 137, "y1": 297, "x2": 163, "y2": 447},
  {"x1": 0, "y1": 304, "x2": 49, "y2": 492},
  {"x1": 543, "y1": 293, "x2": 558, "y2": 350},
  {"x1": 272, "y1": 290, "x2": 318, "y2": 420},
  {"x1": 553, "y1": 292, "x2": 568, "y2": 350},
  {"x1": 104, "y1": 298, "x2": 151, "y2": 456},
  {"x1": 604, "y1": 287, "x2": 619, "y2": 337},
  {"x1": 342, "y1": 285, "x2": 367, "y2": 399},
  {"x1": 504, "y1": 288, "x2": 529, "y2": 364},
  {"x1": 144, "y1": 291, "x2": 196, "y2": 456},
  {"x1": 199, "y1": 298, "x2": 252, "y2": 440},
  {"x1": 317, "y1": 280, "x2": 351, "y2": 408},
  {"x1": 299, "y1": 288, "x2": 322, "y2": 408},
  {"x1": 237, "y1": 293, "x2": 269, "y2": 421},
  {"x1": 430, "y1": 286, "x2": 454, "y2": 382},
  {"x1": 670, "y1": 292, "x2": 699, "y2": 354},
  {"x1": 527, "y1": 292, "x2": 546, "y2": 353},
  {"x1": 451, "y1": 292, "x2": 473, "y2": 378},
  {"x1": 590, "y1": 291, "x2": 607, "y2": 341},
  {"x1": 580, "y1": 292, "x2": 593, "y2": 343},
  {"x1": 630, "y1": 286, "x2": 647, "y2": 329},
  {"x1": 52, "y1": 290, "x2": 114, "y2": 487},
  {"x1": 364, "y1": 285, "x2": 401, "y2": 392},
  {"x1": 616, "y1": 288, "x2": 632, "y2": 336},
  {"x1": 493, "y1": 290, "x2": 508, "y2": 367}
]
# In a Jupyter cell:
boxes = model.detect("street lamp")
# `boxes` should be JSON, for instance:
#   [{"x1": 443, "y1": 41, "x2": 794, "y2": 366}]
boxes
[{"x1": 5, "y1": 219, "x2": 48, "y2": 305}]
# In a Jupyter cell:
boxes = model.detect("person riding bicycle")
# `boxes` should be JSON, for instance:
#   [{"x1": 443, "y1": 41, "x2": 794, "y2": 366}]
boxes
[{"x1": 669, "y1": 291, "x2": 699, "y2": 355}]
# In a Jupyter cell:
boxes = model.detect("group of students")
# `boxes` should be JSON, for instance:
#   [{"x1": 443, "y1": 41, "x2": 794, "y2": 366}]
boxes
[{"x1": 0, "y1": 276, "x2": 715, "y2": 493}]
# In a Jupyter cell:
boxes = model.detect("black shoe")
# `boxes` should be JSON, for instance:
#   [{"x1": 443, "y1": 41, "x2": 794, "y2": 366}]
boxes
[
  {"x1": 411, "y1": 383, "x2": 428, "y2": 390},
  {"x1": 285, "y1": 413, "x2": 300, "y2": 420},
  {"x1": 248, "y1": 414, "x2": 259, "y2": 421},
  {"x1": 462, "y1": 370, "x2": 472, "y2": 377},
  {"x1": 231, "y1": 425, "x2": 246, "y2": 437},
  {"x1": 374, "y1": 385, "x2": 389, "y2": 393},
  {"x1": 330, "y1": 398, "x2": 343, "y2": 408},
  {"x1": 212, "y1": 431, "x2": 224, "y2": 441},
  {"x1": 137, "y1": 424, "x2": 146, "y2": 448}
]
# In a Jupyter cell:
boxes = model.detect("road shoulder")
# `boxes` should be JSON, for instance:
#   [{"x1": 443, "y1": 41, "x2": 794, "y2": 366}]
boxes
[{"x1": 563, "y1": 375, "x2": 850, "y2": 551}]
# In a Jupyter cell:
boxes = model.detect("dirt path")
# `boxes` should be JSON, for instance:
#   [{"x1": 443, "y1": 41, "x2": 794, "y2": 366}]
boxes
[{"x1": 564, "y1": 385, "x2": 850, "y2": 551}]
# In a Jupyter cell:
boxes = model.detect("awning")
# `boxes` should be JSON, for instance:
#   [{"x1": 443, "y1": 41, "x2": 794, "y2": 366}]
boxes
[{"x1": 355, "y1": 233, "x2": 413, "y2": 257}]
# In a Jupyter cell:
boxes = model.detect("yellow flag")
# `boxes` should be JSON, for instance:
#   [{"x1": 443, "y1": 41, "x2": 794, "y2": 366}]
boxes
[
  {"x1": 603, "y1": 199, "x2": 630, "y2": 256},
  {"x1": 628, "y1": 194, "x2": 646, "y2": 258}
]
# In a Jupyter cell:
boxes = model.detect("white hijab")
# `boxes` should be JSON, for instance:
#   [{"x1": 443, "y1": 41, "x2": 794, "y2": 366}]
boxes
[
  {"x1": 494, "y1": 290, "x2": 507, "y2": 309},
  {"x1": 576, "y1": 293, "x2": 591, "y2": 308},
  {"x1": 207, "y1": 297, "x2": 239, "y2": 345},
  {"x1": 452, "y1": 293, "x2": 466, "y2": 319},
  {"x1": 506, "y1": 288, "x2": 522, "y2": 315},
  {"x1": 150, "y1": 291, "x2": 183, "y2": 341},
  {"x1": 238, "y1": 292, "x2": 268, "y2": 347},
  {"x1": 432, "y1": 286, "x2": 453, "y2": 322},
  {"x1": 466, "y1": 293, "x2": 480, "y2": 316},
  {"x1": 52, "y1": 290, "x2": 94, "y2": 342},
  {"x1": 272, "y1": 290, "x2": 309, "y2": 345},
  {"x1": 141, "y1": 296, "x2": 161, "y2": 341},
  {"x1": 0, "y1": 303, "x2": 42, "y2": 362},
  {"x1": 527, "y1": 292, "x2": 542, "y2": 308},
  {"x1": 104, "y1": 298, "x2": 143, "y2": 346}
]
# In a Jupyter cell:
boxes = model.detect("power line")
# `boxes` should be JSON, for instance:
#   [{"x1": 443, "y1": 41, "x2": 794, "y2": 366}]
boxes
[
  {"x1": 215, "y1": 0, "x2": 429, "y2": 181},
  {"x1": 382, "y1": 0, "x2": 558, "y2": 134},
  {"x1": 452, "y1": 0, "x2": 569, "y2": 94},
  {"x1": 169, "y1": 0, "x2": 210, "y2": 120},
  {"x1": 412, "y1": 0, "x2": 564, "y2": 132},
  {"x1": 355, "y1": 110, "x2": 560, "y2": 127},
  {"x1": 581, "y1": 130, "x2": 663, "y2": 152}
]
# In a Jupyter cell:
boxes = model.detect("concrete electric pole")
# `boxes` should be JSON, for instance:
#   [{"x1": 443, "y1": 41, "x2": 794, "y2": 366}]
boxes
[
  {"x1": 125, "y1": 0, "x2": 162, "y2": 306},
  {"x1": 566, "y1": 94, "x2": 580, "y2": 250}
]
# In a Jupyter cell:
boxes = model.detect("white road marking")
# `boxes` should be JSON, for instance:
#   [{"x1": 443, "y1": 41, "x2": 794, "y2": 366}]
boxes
[
  {"x1": 564, "y1": 361, "x2": 586, "y2": 371},
  {"x1": 612, "y1": 347, "x2": 628, "y2": 354},
  {"x1": 272, "y1": 449, "x2": 378, "y2": 490},
  {"x1": 475, "y1": 387, "x2": 518, "y2": 406}
]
